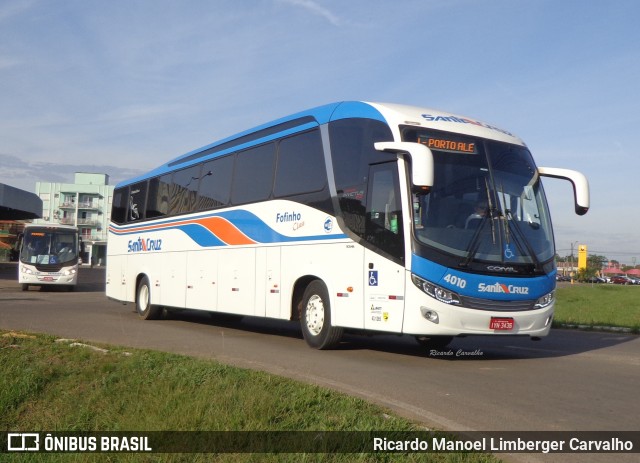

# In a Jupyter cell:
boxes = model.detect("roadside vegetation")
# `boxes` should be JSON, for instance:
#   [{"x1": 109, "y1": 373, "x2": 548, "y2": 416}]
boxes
[
  {"x1": 1, "y1": 331, "x2": 499, "y2": 463},
  {"x1": 554, "y1": 285, "x2": 640, "y2": 333}
]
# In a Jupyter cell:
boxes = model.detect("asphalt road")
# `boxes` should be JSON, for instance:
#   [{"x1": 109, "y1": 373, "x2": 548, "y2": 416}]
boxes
[{"x1": 1, "y1": 264, "x2": 638, "y2": 463}]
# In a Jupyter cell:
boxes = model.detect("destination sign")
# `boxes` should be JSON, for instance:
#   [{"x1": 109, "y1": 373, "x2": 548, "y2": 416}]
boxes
[{"x1": 418, "y1": 135, "x2": 478, "y2": 154}]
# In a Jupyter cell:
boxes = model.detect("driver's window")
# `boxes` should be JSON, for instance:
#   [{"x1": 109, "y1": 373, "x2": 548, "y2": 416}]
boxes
[{"x1": 365, "y1": 163, "x2": 404, "y2": 262}]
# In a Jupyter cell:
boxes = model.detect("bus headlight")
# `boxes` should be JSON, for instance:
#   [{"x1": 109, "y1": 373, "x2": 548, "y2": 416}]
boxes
[
  {"x1": 62, "y1": 269, "x2": 77, "y2": 276},
  {"x1": 534, "y1": 291, "x2": 555, "y2": 309},
  {"x1": 412, "y1": 274, "x2": 461, "y2": 305},
  {"x1": 21, "y1": 267, "x2": 34, "y2": 275}
]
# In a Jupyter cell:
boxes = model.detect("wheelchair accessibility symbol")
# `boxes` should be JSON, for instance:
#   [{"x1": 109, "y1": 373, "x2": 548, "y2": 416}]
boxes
[
  {"x1": 504, "y1": 244, "x2": 515, "y2": 260},
  {"x1": 369, "y1": 271, "x2": 378, "y2": 286}
]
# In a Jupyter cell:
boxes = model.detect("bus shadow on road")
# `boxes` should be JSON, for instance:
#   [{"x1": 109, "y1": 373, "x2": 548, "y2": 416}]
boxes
[
  {"x1": 333, "y1": 328, "x2": 638, "y2": 361},
  {"x1": 159, "y1": 309, "x2": 637, "y2": 361}
]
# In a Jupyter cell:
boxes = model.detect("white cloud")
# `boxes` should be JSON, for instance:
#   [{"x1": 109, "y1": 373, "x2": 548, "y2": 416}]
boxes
[{"x1": 276, "y1": 0, "x2": 344, "y2": 26}]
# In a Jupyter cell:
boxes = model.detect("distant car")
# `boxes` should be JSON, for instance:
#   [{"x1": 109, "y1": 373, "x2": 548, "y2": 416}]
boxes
[
  {"x1": 556, "y1": 275, "x2": 572, "y2": 282},
  {"x1": 583, "y1": 276, "x2": 606, "y2": 284},
  {"x1": 611, "y1": 276, "x2": 632, "y2": 285},
  {"x1": 628, "y1": 277, "x2": 640, "y2": 285}
]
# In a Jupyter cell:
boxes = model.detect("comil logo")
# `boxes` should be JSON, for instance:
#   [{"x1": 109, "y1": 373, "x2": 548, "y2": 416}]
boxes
[{"x1": 478, "y1": 282, "x2": 529, "y2": 295}]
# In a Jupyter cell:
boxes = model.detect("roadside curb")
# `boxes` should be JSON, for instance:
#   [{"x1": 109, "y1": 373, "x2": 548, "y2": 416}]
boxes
[{"x1": 557, "y1": 323, "x2": 636, "y2": 334}]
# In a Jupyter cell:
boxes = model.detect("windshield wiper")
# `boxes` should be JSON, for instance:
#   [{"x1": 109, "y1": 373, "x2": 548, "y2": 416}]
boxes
[
  {"x1": 459, "y1": 214, "x2": 489, "y2": 268},
  {"x1": 498, "y1": 183, "x2": 510, "y2": 246},
  {"x1": 460, "y1": 178, "x2": 497, "y2": 268},
  {"x1": 504, "y1": 210, "x2": 541, "y2": 269},
  {"x1": 485, "y1": 178, "x2": 497, "y2": 245}
]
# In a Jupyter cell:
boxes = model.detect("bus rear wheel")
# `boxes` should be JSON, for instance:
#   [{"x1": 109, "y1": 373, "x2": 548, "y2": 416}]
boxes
[
  {"x1": 300, "y1": 280, "x2": 343, "y2": 350},
  {"x1": 136, "y1": 276, "x2": 162, "y2": 320}
]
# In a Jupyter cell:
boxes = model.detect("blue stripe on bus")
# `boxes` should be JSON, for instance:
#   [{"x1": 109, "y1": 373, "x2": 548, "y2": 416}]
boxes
[
  {"x1": 109, "y1": 210, "x2": 347, "y2": 247},
  {"x1": 411, "y1": 253, "x2": 555, "y2": 300}
]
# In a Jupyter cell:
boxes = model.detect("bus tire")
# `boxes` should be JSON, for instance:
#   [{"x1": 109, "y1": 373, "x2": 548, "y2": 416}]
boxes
[
  {"x1": 136, "y1": 276, "x2": 162, "y2": 320},
  {"x1": 300, "y1": 280, "x2": 343, "y2": 350},
  {"x1": 21, "y1": 284, "x2": 28, "y2": 291},
  {"x1": 415, "y1": 335, "x2": 453, "y2": 349}
]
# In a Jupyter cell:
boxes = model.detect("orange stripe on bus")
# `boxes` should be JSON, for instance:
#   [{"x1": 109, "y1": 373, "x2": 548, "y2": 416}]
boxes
[{"x1": 196, "y1": 217, "x2": 256, "y2": 245}]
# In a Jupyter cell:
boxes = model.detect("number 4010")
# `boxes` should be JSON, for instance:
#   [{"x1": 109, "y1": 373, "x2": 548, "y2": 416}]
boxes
[{"x1": 443, "y1": 274, "x2": 467, "y2": 289}]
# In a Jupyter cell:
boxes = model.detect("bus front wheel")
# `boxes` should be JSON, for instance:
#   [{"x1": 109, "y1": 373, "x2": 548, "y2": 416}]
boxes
[
  {"x1": 136, "y1": 276, "x2": 162, "y2": 320},
  {"x1": 300, "y1": 280, "x2": 343, "y2": 350}
]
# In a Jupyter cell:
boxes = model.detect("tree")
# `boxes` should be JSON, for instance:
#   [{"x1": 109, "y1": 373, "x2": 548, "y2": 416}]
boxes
[{"x1": 587, "y1": 254, "x2": 607, "y2": 269}]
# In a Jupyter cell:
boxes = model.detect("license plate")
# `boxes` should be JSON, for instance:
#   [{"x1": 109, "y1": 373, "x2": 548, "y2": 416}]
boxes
[{"x1": 490, "y1": 317, "x2": 514, "y2": 330}]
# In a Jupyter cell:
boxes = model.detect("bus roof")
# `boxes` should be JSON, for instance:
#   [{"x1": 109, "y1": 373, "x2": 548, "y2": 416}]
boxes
[{"x1": 117, "y1": 101, "x2": 525, "y2": 188}]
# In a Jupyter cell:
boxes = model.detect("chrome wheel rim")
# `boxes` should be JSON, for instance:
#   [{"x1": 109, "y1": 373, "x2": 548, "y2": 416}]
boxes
[{"x1": 305, "y1": 294, "x2": 324, "y2": 336}]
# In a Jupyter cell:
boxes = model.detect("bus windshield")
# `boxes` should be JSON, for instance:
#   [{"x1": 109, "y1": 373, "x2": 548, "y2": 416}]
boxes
[
  {"x1": 20, "y1": 228, "x2": 79, "y2": 266},
  {"x1": 405, "y1": 128, "x2": 554, "y2": 271}
]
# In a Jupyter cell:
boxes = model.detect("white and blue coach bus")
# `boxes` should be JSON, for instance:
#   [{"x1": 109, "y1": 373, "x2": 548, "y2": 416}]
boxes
[{"x1": 106, "y1": 102, "x2": 589, "y2": 349}]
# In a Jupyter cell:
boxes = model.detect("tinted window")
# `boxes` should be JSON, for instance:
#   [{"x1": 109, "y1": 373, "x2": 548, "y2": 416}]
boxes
[
  {"x1": 171, "y1": 165, "x2": 201, "y2": 215},
  {"x1": 111, "y1": 188, "x2": 128, "y2": 224},
  {"x1": 366, "y1": 163, "x2": 404, "y2": 261},
  {"x1": 329, "y1": 118, "x2": 393, "y2": 195},
  {"x1": 329, "y1": 118, "x2": 393, "y2": 237},
  {"x1": 274, "y1": 130, "x2": 326, "y2": 197},
  {"x1": 128, "y1": 182, "x2": 148, "y2": 222},
  {"x1": 231, "y1": 143, "x2": 276, "y2": 205},
  {"x1": 198, "y1": 155, "x2": 234, "y2": 211},
  {"x1": 146, "y1": 174, "x2": 172, "y2": 219}
]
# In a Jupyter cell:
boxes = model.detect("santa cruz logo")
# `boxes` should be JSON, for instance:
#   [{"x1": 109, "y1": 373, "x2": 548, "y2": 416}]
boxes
[
  {"x1": 127, "y1": 237, "x2": 163, "y2": 253},
  {"x1": 421, "y1": 114, "x2": 514, "y2": 137},
  {"x1": 478, "y1": 282, "x2": 529, "y2": 295}
]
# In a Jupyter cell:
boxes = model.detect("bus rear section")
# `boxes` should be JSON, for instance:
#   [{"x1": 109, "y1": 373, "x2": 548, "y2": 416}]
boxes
[{"x1": 18, "y1": 225, "x2": 80, "y2": 291}]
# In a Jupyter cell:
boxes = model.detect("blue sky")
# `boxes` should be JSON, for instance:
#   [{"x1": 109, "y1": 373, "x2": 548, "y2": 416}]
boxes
[{"x1": 1, "y1": 0, "x2": 639, "y2": 263}]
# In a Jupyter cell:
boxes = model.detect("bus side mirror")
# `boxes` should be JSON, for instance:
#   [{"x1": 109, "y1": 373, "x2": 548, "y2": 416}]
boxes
[
  {"x1": 538, "y1": 167, "x2": 590, "y2": 215},
  {"x1": 374, "y1": 142, "x2": 434, "y2": 191}
]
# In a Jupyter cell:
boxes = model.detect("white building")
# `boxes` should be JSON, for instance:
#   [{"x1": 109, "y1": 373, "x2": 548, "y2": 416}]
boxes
[{"x1": 34, "y1": 173, "x2": 114, "y2": 265}]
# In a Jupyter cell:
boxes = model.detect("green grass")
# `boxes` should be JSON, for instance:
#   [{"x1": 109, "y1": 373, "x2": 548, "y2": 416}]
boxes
[
  {"x1": 554, "y1": 285, "x2": 640, "y2": 332},
  {"x1": 1, "y1": 331, "x2": 499, "y2": 463}
]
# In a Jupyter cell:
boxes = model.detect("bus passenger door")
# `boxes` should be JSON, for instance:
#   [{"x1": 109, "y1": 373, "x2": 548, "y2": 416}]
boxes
[{"x1": 363, "y1": 163, "x2": 406, "y2": 333}]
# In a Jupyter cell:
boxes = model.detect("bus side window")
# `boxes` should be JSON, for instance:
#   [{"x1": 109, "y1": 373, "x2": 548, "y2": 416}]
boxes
[
  {"x1": 198, "y1": 155, "x2": 234, "y2": 211},
  {"x1": 274, "y1": 129, "x2": 326, "y2": 197},
  {"x1": 329, "y1": 118, "x2": 394, "y2": 239},
  {"x1": 231, "y1": 143, "x2": 276, "y2": 205},
  {"x1": 128, "y1": 182, "x2": 147, "y2": 222},
  {"x1": 171, "y1": 165, "x2": 201, "y2": 215},
  {"x1": 111, "y1": 188, "x2": 128, "y2": 224},
  {"x1": 146, "y1": 174, "x2": 172, "y2": 219}
]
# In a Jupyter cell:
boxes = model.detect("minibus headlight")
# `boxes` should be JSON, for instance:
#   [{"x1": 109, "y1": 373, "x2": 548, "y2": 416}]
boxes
[
  {"x1": 21, "y1": 267, "x2": 34, "y2": 275},
  {"x1": 412, "y1": 274, "x2": 461, "y2": 305},
  {"x1": 534, "y1": 291, "x2": 555, "y2": 309}
]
